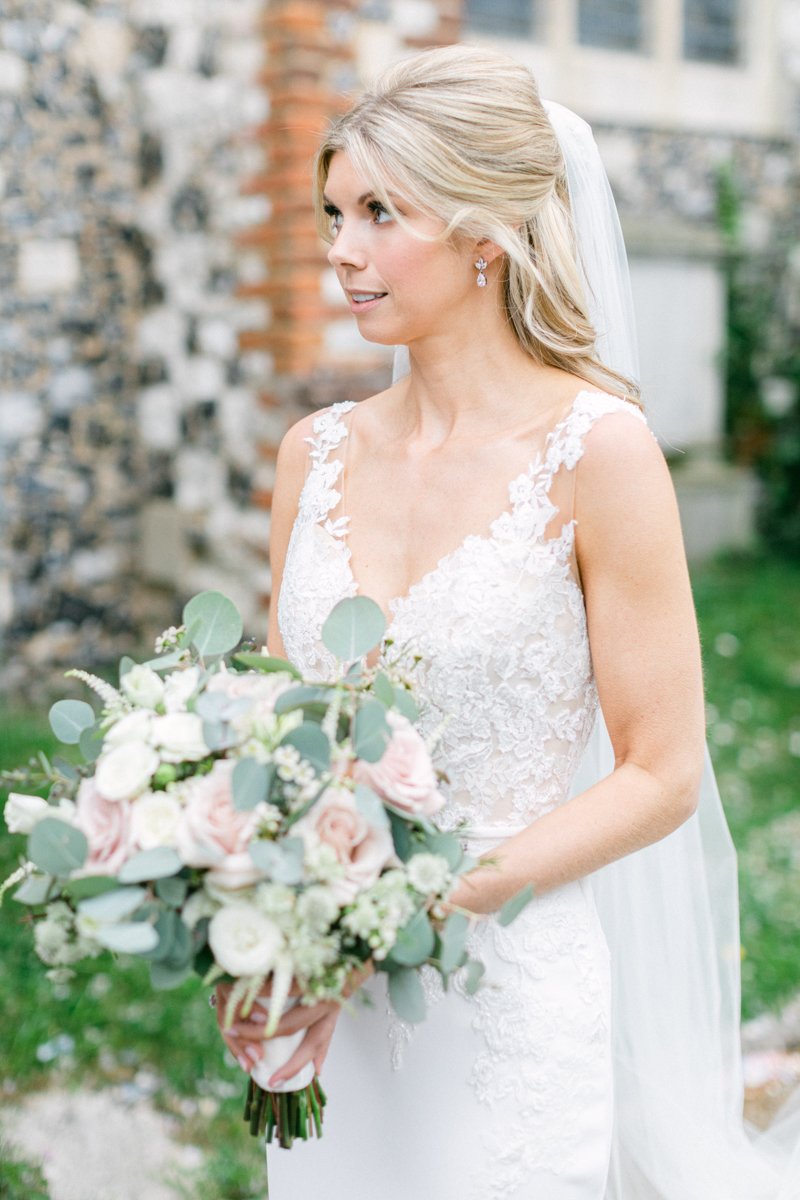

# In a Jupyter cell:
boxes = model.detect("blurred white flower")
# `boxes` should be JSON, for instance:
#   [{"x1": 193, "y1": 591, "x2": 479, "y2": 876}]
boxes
[
  {"x1": 121, "y1": 665, "x2": 165, "y2": 710},
  {"x1": 95, "y1": 742, "x2": 160, "y2": 801},
  {"x1": 131, "y1": 790, "x2": 182, "y2": 849},
  {"x1": 182, "y1": 888, "x2": 220, "y2": 930},
  {"x1": 5, "y1": 792, "x2": 76, "y2": 834},
  {"x1": 151, "y1": 713, "x2": 209, "y2": 763},
  {"x1": 163, "y1": 666, "x2": 202, "y2": 713},
  {"x1": 208, "y1": 902, "x2": 283, "y2": 976},
  {"x1": 104, "y1": 710, "x2": 154, "y2": 747},
  {"x1": 406, "y1": 852, "x2": 451, "y2": 896},
  {"x1": 296, "y1": 885, "x2": 340, "y2": 933}
]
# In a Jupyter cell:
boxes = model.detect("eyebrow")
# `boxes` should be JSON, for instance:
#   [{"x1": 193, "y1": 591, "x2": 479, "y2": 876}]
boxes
[{"x1": 322, "y1": 190, "x2": 401, "y2": 207}]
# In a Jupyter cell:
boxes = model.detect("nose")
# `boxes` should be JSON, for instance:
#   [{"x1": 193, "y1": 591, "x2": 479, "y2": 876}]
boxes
[{"x1": 326, "y1": 221, "x2": 367, "y2": 272}]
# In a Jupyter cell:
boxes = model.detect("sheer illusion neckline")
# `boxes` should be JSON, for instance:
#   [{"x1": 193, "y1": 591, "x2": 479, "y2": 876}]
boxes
[{"x1": 320, "y1": 389, "x2": 596, "y2": 629}]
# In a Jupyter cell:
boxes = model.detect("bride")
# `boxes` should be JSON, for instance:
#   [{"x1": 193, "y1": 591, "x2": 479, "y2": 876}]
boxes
[{"x1": 218, "y1": 44, "x2": 800, "y2": 1198}]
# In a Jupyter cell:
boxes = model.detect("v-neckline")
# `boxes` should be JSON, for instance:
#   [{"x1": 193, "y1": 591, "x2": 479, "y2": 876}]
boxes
[{"x1": 321, "y1": 389, "x2": 591, "y2": 633}]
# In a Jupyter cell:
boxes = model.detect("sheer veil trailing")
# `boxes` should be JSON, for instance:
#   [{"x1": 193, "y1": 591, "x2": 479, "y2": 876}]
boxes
[{"x1": 391, "y1": 98, "x2": 800, "y2": 1199}]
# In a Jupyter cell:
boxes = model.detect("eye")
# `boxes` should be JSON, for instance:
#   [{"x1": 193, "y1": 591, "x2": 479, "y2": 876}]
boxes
[
  {"x1": 367, "y1": 200, "x2": 393, "y2": 224},
  {"x1": 323, "y1": 202, "x2": 342, "y2": 235}
]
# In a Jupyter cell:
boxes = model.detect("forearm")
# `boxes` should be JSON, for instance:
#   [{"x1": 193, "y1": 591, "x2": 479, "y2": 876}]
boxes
[{"x1": 446, "y1": 760, "x2": 698, "y2": 916}]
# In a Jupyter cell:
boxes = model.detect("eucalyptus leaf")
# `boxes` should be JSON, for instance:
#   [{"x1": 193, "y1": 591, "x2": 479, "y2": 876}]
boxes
[
  {"x1": 463, "y1": 958, "x2": 486, "y2": 995},
  {"x1": 353, "y1": 701, "x2": 390, "y2": 764},
  {"x1": 194, "y1": 692, "x2": 231, "y2": 722},
  {"x1": 232, "y1": 653, "x2": 301, "y2": 679},
  {"x1": 151, "y1": 959, "x2": 195, "y2": 990},
  {"x1": 274, "y1": 685, "x2": 331, "y2": 716},
  {"x1": 202, "y1": 719, "x2": 230, "y2": 752},
  {"x1": 49, "y1": 699, "x2": 96, "y2": 745},
  {"x1": 63, "y1": 876, "x2": 120, "y2": 902},
  {"x1": 280, "y1": 722, "x2": 330, "y2": 772},
  {"x1": 439, "y1": 911, "x2": 469, "y2": 975},
  {"x1": 117, "y1": 847, "x2": 182, "y2": 884},
  {"x1": 13, "y1": 875, "x2": 54, "y2": 906},
  {"x1": 94, "y1": 921, "x2": 159, "y2": 954},
  {"x1": 321, "y1": 596, "x2": 385, "y2": 661},
  {"x1": 423, "y1": 831, "x2": 463, "y2": 871},
  {"x1": 28, "y1": 819, "x2": 88, "y2": 877},
  {"x1": 354, "y1": 784, "x2": 390, "y2": 830},
  {"x1": 119, "y1": 656, "x2": 136, "y2": 679},
  {"x1": 183, "y1": 591, "x2": 243, "y2": 658},
  {"x1": 140, "y1": 649, "x2": 187, "y2": 673},
  {"x1": 248, "y1": 837, "x2": 305, "y2": 885},
  {"x1": 77, "y1": 886, "x2": 147, "y2": 923},
  {"x1": 388, "y1": 810, "x2": 413, "y2": 862},
  {"x1": 372, "y1": 672, "x2": 396, "y2": 708},
  {"x1": 498, "y1": 883, "x2": 535, "y2": 927},
  {"x1": 52, "y1": 757, "x2": 80, "y2": 783},
  {"x1": 388, "y1": 909, "x2": 435, "y2": 968},
  {"x1": 233, "y1": 758, "x2": 272, "y2": 811},
  {"x1": 155, "y1": 875, "x2": 189, "y2": 907},
  {"x1": 79, "y1": 721, "x2": 105, "y2": 764},
  {"x1": 392, "y1": 687, "x2": 419, "y2": 721},
  {"x1": 387, "y1": 966, "x2": 426, "y2": 1024}
]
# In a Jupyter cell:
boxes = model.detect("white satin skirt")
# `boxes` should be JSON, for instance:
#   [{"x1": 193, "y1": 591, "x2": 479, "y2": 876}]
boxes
[{"x1": 267, "y1": 833, "x2": 613, "y2": 1200}]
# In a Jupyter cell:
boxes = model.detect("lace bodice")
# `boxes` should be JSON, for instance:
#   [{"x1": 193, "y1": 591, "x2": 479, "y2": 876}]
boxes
[{"x1": 278, "y1": 389, "x2": 648, "y2": 834}]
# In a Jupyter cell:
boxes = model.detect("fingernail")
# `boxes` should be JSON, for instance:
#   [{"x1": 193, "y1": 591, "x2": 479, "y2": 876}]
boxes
[
  {"x1": 251, "y1": 1011, "x2": 267, "y2": 1024},
  {"x1": 269, "y1": 1075, "x2": 282, "y2": 1087},
  {"x1": 237, "y1": 1055, "x2": 250, "y2": 1072}
]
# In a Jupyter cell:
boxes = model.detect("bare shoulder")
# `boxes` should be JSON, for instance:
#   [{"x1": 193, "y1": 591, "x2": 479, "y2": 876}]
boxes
[{"x1": 575, "y1": 395, "x2": 682, "y2": 565}]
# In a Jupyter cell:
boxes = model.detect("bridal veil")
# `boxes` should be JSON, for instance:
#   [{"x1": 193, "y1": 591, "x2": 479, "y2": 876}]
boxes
[{"x1": 392, "y1": 95, "x2": 800, "y2": 1199}]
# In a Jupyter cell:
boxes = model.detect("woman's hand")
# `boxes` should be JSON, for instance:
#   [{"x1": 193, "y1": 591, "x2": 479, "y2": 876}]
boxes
[{"x1": 214, "y1": 960, "x2": 375, "y2": 1086}]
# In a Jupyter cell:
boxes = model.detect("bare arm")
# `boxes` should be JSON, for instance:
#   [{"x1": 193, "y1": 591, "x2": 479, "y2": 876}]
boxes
[
  {"x1": 266, "y1": 410, "x2": 319, "y2": 658},
  {"x1": 447, "y1": 411, "x2": 706, "y2": 914}
]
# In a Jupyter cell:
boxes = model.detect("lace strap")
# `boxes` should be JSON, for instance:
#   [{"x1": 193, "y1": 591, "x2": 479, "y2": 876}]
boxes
[
  {"x1": 538, "y1": 391, "x2": 649, "y2": 488},
  {"x1": 297, "y1": 400, "x2": 357, "y2": 530}
]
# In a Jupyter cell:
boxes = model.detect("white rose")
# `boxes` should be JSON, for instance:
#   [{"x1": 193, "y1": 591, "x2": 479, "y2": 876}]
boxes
[
  {"x1": 121, "y1": 665, "x2": 165, "y2": 710},
  {"x1": 151, "y1": 713, "x2": 209, "y2": 763},
  {"x1": 95, "y1": 741, "x2": 160, "y2": 801},
  {"x1": 208, "y1": 902, "x2": 283, "y2": 977},
  {"x1": 130, "y1": 790, "x2": 182, "y2": 850},
  {"x1": 163, "y1": 666, "x2": 201, "y2": 713},
  {"x1": 104, "y1": 710, "x2": 154, "y2": 748},
  {"x1": 406, "y1": 852, "x2": 452, "y2": 896},
  {"x1": 5, "y1": 793, "x2": 77, "y2": 835}
]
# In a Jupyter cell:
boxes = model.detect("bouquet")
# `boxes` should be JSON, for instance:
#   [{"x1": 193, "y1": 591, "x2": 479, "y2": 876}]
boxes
[{"x1": 1, "y1": 591, "x2": 532, "y2": 1160}]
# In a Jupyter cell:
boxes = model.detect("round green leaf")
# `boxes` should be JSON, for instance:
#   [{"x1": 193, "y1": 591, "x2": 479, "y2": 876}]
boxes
[
  {"x1": 79, "y1": 721, "x2": 105, "y2": 764},
  {"x1": 233, "y1": 758, "x2": 272, "y2": 811},
  {"x1": 183, "y1": 591, "x2": 244, "y2": 658},
  {"x1": 498, "y1": 883, "x2": 535, "y2": 927},
  {"x1": 388, "y1": 809, "x2": 414, "y2": 862},
  {"x1": 49, "y1": 700, "x2": 96, "y2": 745},
  {"x1": 387, "y1": 966, "x2": 427, "y2": 1024},
  {"x1": 321, "y1": 596, "x2": 386, "y2": 661},
  {"x1": 151, "y1": 959, "x2": 195, "y2": 990},
  {"x1": 94, "y1": 921, "x2": 159, "y2": 954},
  {"x1": 13, "y1": 875, "x2": 54, "y2": 906},
  {"x1": 389, "y1": 909, "x2": 435, "y2": 968},
  {"x1": 233, "y1": 653, "x2": 301, "y2": 680},
  {"x1": 77, "y1": 886, "x2": 147, "y2": 923},
  {"x1": 28, "y1": 818, "x2": 88, "y2": 877},
  {"x1": 393, "y1": 687, "x2": 419, "y2": 721},
  {"x1": 353, "y1": 700, "x2": 391, "y2": 764},
  {"x1": 155, "y1": 875, "x2": 189, "y2": 907},
  {"x1": 439, "y1": 911, "x2": 469, "y2": 975},
  {"x1": 372, "y1": 672, "x2": 396, "y2": 708},
  {"x1": 463, "y1": 958, "x2": 486, "y2": 995},
  {"x1": 354, "y1": 784, "x2": 390, "y2": 830},
  {"x1": 280, "y1": 722, "x2": 330, "y2": 772},
  {"x1": 249, "y1": 837, "x2": 305, "y2": 885},
  {"x1": 117, "y1": 847, "x2": 182, "y2": 884}
]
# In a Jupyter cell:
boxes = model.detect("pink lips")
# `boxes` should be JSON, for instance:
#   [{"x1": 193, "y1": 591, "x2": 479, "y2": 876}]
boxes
[{"x1": 346, "y1": 293, "x2": 387, "y2": 314}]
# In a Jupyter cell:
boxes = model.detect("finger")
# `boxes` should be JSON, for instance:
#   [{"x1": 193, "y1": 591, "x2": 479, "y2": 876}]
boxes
[
  {"x1": 262, "y1": 1000, "x2": 335, "y2": 1039},
  {"x1": 268, "y1": 1014, "x2": 337, "y2": 1087}
]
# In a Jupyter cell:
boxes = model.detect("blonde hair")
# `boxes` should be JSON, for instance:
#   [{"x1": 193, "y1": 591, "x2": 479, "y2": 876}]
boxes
[{"x1": 313, "y1": 43, "x2": 641, "y2": 407}]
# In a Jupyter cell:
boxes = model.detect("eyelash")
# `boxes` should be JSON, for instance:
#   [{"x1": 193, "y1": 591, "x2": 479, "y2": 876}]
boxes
[{"x1": 323, "y1": 200, "x2": 392, "y2": 233}]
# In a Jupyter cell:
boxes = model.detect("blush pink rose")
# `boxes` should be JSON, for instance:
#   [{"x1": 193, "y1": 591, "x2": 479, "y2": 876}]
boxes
[
  {"x1": 354, "y1": 711, "x2": 445, "y2": 818},
  {"x1": 295, "y1": 784, "x2": 395, "y2": 904},
  {"x1": 176, "y1": 760, "x2": 262, "y2": 889},
  {"x1": 74, "y1": 778, "x2": 134, "y2": 876}
]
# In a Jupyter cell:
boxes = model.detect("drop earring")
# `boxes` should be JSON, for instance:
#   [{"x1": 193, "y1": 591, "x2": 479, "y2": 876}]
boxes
[{"x1": 475, "y1": 257, "x2": 488, "y2": 288}]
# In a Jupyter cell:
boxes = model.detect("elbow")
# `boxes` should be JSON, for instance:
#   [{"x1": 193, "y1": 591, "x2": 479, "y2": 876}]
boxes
[{"x1": 665, "y1": 750, "x2": 704, "y2": 824}]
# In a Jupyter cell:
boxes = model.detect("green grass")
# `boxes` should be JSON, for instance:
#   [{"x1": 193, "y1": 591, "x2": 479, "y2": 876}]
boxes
[
  {"x1": 691, "y1": 551, "x2": 800, "y2": 1019},
  {"x1": 0, "y1": 550, "x2": 798, "y2": 1188}
]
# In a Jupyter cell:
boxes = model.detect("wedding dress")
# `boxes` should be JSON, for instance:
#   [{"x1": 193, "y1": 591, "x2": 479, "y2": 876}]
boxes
[
  {"x1": 270, "y1": 391, "x2": 637, "y2": 1199},
  {"x1": 269, "y1": 391, "x2": 800, "y2": 1199}
]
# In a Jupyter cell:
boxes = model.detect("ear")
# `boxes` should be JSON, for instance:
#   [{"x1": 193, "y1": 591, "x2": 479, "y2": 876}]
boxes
[{"x1": 475, "y1": 236, "x2": 506, "y2": 266}]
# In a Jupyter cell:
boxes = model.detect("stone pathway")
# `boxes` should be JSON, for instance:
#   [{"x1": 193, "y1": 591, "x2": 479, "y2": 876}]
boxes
[{"x1": 1, "y1": 1087, "x2": 204, "y2": 1200}]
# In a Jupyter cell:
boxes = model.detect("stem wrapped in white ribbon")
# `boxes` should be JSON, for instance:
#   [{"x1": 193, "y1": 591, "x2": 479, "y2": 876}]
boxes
[{"x1": 249, "y1": 995, "x2": 315, "y2": 1093}]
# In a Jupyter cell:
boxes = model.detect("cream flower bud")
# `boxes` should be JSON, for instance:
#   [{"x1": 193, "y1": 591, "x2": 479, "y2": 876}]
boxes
[{"x1": 121, "y1": 665, "x2": 165, "y2": 710}]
